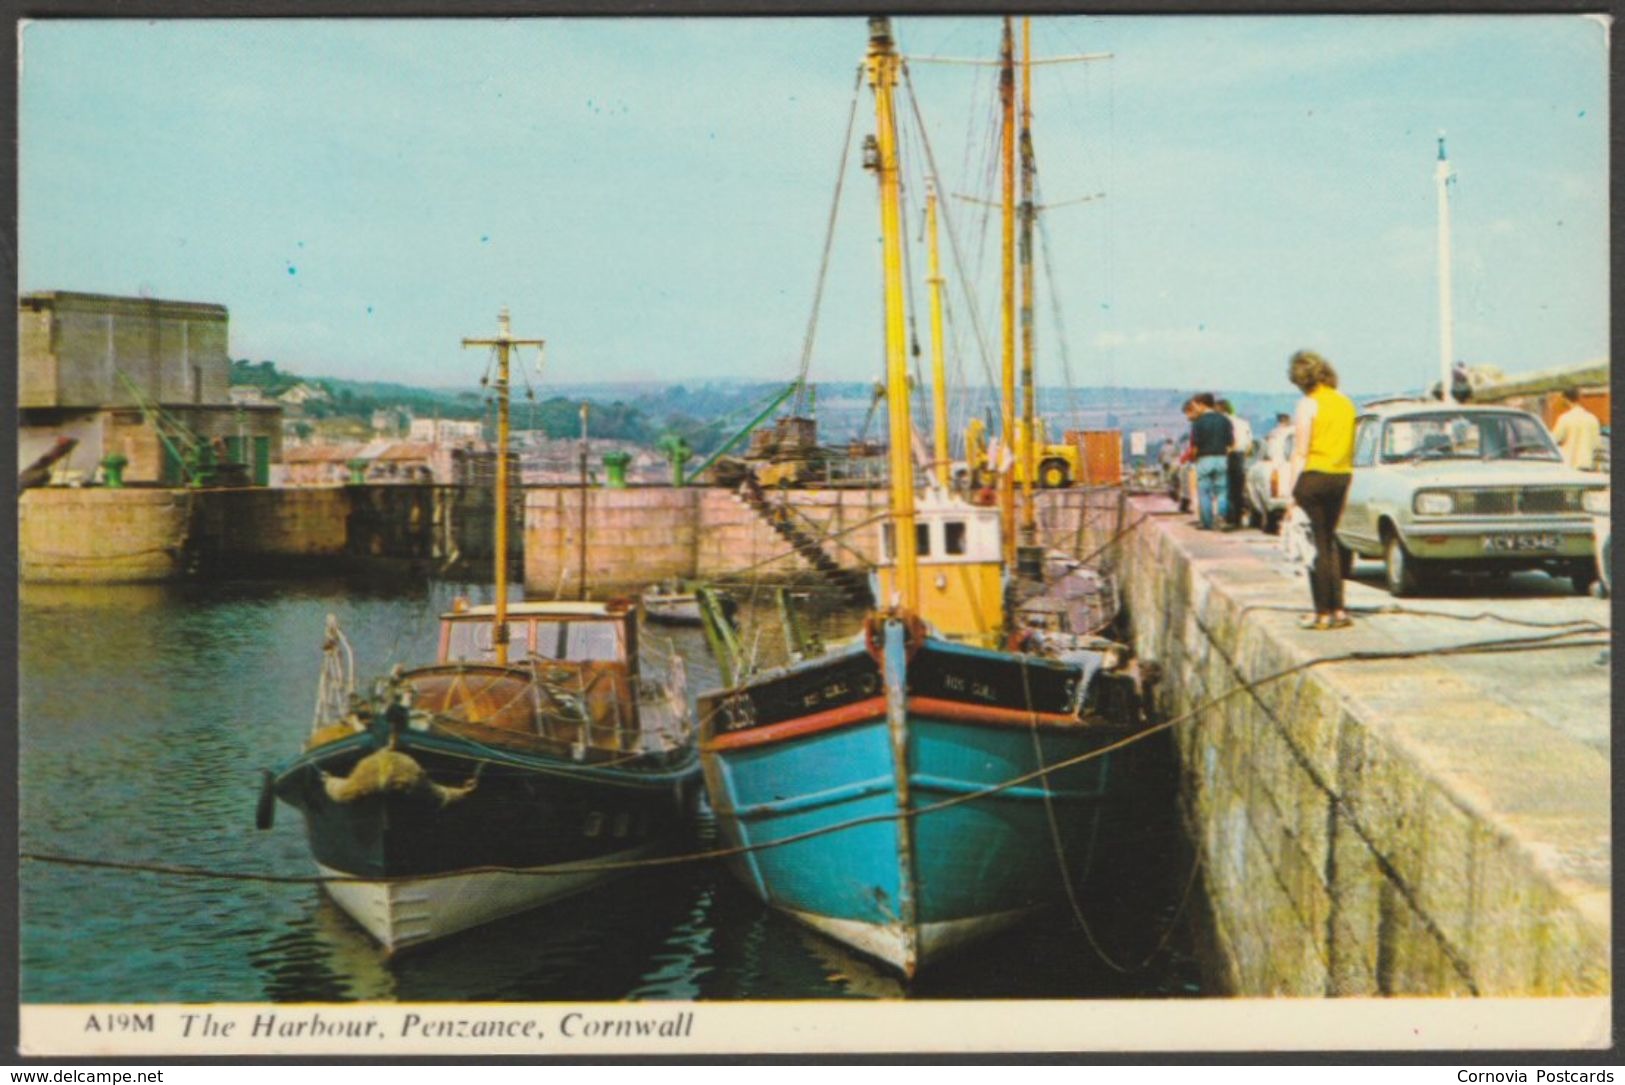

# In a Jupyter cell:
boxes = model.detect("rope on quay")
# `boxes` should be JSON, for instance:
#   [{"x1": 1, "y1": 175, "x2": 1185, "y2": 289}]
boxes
[
  {"x1": 1234, "y1": 600, "x2": 1608, "y2": 633},
  {"x1": 19, "y1": 625, "x2": 1607, "y2": 890}
]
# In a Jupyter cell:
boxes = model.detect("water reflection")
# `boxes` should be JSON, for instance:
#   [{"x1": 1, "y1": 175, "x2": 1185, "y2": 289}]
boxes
[{"x1": 21, "y1": 574, "x2": 1203, "y2": 1004}]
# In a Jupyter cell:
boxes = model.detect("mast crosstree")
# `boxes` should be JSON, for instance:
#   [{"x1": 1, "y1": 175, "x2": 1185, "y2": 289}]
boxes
[{"x1": 462, "y1": 308, "x2": 545, "y2": 666}]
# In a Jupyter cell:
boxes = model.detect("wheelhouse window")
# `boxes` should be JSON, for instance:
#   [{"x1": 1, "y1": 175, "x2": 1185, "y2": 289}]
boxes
[
  {"x1": 944, "y1": 521, "x2": 967, "y2": 555},
  {"x1": 529, "y1": 619, "x2": 623, "y2": 662},
  {"x1": 916, "y1": 522, "x2": 931, "y2": 557},
  {"x1": 446, "y1": 620, "x2": 530, "y2": 662}
]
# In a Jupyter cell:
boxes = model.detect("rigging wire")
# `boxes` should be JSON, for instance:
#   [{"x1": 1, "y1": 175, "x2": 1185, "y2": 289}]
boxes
[
  {"x1": 1034, "y1": 175, "x2": 1083, "y2": 431},
  {"x1": 901, "y1": 61, "x2": 1001, "y2": 399},
  {"x1": 791, "y1": 65, "x2": 866, "y2": 418}
]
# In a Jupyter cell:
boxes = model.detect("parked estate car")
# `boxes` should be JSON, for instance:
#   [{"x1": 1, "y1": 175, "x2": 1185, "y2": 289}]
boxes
[
  {"x1": 1243, "y1": 428, "x2": 1295, "y2": 534},
  {"x1": 1335, "y1": 401, "x2": 1609, "y2": 596}
]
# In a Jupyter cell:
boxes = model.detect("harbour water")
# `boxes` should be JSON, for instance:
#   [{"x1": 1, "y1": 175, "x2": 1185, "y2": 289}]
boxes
[{"x1": 20, "y1": 575, "x2": 1204, "y2": 1003}]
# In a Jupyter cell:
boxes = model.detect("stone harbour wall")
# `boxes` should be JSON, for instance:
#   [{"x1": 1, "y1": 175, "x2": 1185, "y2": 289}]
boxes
[
  {"x1": 19, "y1": 488, "x2": 193, "y2": 583},
  {"x1": 1119, "y1": 497, "x2": 1609, "y2": 996}
]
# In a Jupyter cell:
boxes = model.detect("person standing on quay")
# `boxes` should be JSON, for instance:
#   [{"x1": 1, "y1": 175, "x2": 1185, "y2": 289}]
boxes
[
  {"x1": 1188, "y1": 393, "x2": 1233, "y2": 530},
  {"x1": 1286, "y1": 350, "x2": 1358, "y2": 629},
  {"x1": 1550, "y1": 387, "x2": 1602, "y2": 471},
  {"x1": 1218, "y1": 399, "x2": 1253, "y2": 529}
]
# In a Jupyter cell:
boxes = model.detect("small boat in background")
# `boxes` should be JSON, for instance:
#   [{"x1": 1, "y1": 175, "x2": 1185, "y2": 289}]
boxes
[{"x1": 641, "y1": 581, "x2": 704, "y2": 625}]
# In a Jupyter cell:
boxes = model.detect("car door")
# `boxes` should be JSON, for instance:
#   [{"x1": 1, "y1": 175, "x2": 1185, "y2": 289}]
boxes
[{"x1": 1338, "y1": 415, "x2": 1382, "y2": 552}]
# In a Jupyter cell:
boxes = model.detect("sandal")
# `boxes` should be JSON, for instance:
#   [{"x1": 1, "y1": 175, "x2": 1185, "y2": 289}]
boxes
[
  {"x1": 1297, "y1": 614, "x2": 1332, "y2": 631},
  {"x1": 1327, "y1": 614, "x2": 1354, "y2": 629}
]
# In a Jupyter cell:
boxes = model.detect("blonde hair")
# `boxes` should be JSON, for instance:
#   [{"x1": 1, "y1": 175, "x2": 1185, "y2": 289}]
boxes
[{"x1": 1289, "y1": 350, "x2": 1338, "y2": 392}]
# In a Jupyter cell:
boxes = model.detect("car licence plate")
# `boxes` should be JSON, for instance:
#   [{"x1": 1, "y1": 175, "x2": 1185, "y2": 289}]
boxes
[{"x1": 1482, "y1": 534, "x2": 1561, "y2": 552}]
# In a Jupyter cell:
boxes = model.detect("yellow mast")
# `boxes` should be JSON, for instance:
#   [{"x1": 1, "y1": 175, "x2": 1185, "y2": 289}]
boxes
[
  {"x1": 462, "y1": 308, "x2": 545, "y2": 666},
  {"x1": 925, "y1": 183, "x2": 950, "y2": 489},
  {"x1": 867, "y1": 16, "x2": 918, "y2": 614},
  {"x1": 998, "y1": 17, "x2": 1017, "y2": 569},
  {"x1": 1018, "y1": 17, "x2": 1037, "y2": 545}
]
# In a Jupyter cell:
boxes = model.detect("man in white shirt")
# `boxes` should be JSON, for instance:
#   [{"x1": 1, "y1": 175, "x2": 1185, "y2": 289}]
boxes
[
  {"x1": 1550, "y1": 388, "x2": 1602, "y2": 470},
  {"x1": 1219, "y1": 399, "x2": 1254, "y2": 528}
]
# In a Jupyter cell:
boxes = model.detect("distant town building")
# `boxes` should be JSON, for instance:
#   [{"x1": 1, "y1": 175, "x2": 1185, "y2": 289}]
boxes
[
  {"x1": 282, "y1": 443, "x2": 363, "y2": 486},
  {"x1": 277, "y1": 382, "x2": 330, "y2": 406},
  {"x1": 409, "y1": 417, "x2": 484, "y2": 444},
  {"x1": 18, "y1": 291, "x2": 283, "y2": 485},
  {"x1": 368, "y1": 441, "x2": 436, "y2": 483}
]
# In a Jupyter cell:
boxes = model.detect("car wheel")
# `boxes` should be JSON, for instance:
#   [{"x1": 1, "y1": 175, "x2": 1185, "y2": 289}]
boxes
[
  {"x1": 1568, "y1": 563, "x2": 1597, "y2": 596},
  {"x1": 1039, "y1": 459, "x2": 1071, "y2": 489},
  {"x1": 1384, "y1": 534, "x2": 1425, "y2": 597}
]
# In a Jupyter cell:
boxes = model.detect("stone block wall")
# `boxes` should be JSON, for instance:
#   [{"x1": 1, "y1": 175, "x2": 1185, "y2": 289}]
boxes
[
  {"x1": 525, "y1": 487, "x2": 700, "y2": 599},
  {"x1": 19, "y1": 488, "x2": 193, "y2": 582},
  {"x1": 193, "y1": 487, "x2": 349, "y2": 567},
  {"x1": 1119, "y1": 499, "x2": 1609, "y2": 996}
]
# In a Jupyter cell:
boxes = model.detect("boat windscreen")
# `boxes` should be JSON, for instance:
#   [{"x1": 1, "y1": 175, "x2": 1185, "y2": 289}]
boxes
[
  {"x1": 445, "y1": 620, "x2": 530, "y2": 663},
  {"x1": 531, "y1": 619, "x2": 622, "y2": 663}
]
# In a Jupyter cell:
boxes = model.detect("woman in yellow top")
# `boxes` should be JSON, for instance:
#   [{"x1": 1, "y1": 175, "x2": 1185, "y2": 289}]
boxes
[{"x1": 1286, "y1": 350, "x2": 1358, "y2": 630}]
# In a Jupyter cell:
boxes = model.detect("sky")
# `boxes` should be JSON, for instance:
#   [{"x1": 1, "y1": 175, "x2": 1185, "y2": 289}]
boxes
[{"x1": 18, "y1": 15, "x2": 1609, "y2": 397}]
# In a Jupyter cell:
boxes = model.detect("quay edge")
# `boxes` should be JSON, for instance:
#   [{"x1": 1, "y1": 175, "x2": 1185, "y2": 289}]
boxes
[{"x1": 1119, "y1": 494, "x2": 1609, "y2": 996}]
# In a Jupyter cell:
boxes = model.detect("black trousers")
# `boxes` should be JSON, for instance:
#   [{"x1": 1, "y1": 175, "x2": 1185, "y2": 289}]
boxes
[
  {"x1": 1225, "y1": 452, "x2": 1246, "y2": 525},
  {"x1": 1292, "y1": 470, "x2": 1351, "y2": 614}
]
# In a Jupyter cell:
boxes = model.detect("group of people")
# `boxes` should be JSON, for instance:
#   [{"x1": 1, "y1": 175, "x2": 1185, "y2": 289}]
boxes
[
  {"x1": 1169, "y1": 351, "x2": 1605, "y2": 631},
  {"x1": 1178, "y1": 394, "x2": 1254, "y2": 533},
  {"x1": 1177, "y1": 351, "x2": 1358, "y2": 631}
]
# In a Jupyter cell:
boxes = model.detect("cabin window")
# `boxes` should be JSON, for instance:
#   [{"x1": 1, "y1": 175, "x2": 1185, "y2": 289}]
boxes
[
  {"x1": 583, "y1": 812, "x2": 604, "y2": 838},
  {"x1": 447, "y1": 620, "x2": 529, "y2": 662},
  {"x1": 944, "y1": 521, "x2": 967, "y2": 555},
  {"x1": 566, "y1": 620, "x2": 621, "y2": 662},
  {"x1": 916, "y1": 523, "x2": 931, "y2": 556},
  {"x1": 529, "y1": 619, "x2": 622, "y2": 663}
]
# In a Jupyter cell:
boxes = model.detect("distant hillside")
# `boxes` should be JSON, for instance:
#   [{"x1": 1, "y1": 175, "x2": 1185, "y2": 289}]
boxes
[{"x1": 244, "y1": 360, "x2": 1305, "y2": 453}]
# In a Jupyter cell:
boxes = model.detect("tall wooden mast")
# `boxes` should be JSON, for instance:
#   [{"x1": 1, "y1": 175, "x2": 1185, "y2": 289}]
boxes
[
  {"x1": 926, "y1": 182, "x2": 950, "y2": 489},
  {"x1": 462, "y1": 308, "x2": 545, "y2": 666},
  {"x1": 867, "y1": 15, "x2": 918, "y2": 613},
  {"x1": 998, "y1": 16, "x2": 1017, "y2": 568},
  {"x1": 1018, "y1": 16, "x2": 1037, "y2": 544}
]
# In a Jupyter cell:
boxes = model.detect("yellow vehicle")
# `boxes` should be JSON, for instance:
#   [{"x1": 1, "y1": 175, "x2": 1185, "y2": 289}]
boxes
[{"x1": 964, "y1": 416, "x2": 1080, "y2": 489}]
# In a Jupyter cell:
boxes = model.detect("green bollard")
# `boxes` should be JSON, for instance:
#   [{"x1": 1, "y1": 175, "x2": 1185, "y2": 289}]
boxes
[
  {"x1": 602, "y1": 451, "x2": 631, "y2": 489},
  {"x1": 100, "y1": 453, "x2": 128, "y2": 489},
  {"x1": 346, "y1": 458, "x2": 369, "y2": 485}
]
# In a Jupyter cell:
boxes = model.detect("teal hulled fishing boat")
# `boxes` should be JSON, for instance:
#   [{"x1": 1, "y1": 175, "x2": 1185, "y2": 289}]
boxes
[{"x1": 697, "y1": 17, "x2": 1146, "y2": 977}]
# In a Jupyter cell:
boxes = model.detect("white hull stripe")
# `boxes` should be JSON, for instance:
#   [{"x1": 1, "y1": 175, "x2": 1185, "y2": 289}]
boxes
[
  {"x1": 317, "y1": 843, "x2": 658, "y2": 954},
  {"x1": 779, "y1": 904, "x2": 1043, "y2": 977}
]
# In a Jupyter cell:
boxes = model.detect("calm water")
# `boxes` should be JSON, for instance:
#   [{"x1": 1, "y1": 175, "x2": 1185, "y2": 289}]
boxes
[{"x1": 20, "y1": 575, "x2": 1204, "y2": 1002}]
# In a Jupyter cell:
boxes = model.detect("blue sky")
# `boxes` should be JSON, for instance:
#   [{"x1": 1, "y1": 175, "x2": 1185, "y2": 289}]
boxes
[{"x1": 19, "y1": 16, "x2": 1608, "y2": 396}]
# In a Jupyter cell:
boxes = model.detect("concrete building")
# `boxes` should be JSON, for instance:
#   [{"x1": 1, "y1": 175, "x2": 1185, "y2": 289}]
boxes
[
  {"x1": 19, "y1": 291, "x2": 283, "y2": 485},
  {"x1": 409, "y1": 417, "x2": 484, "y2": 444}
]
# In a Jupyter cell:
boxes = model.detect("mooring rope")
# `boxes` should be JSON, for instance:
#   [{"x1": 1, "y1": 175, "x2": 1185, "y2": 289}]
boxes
[{"x1": 21, "y1": 626, "x2": 1606, "y2": 889}]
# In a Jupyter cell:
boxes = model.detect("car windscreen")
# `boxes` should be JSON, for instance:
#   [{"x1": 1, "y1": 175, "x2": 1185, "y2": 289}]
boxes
[{"x1": 1379, "y1": 412, "x2": 1560, "y2": 464}]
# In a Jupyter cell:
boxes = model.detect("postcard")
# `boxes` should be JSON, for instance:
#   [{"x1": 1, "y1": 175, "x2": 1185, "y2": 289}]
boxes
[{"x1": 14, "y1": 12, "x2": 1611, "y2": 1058}]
